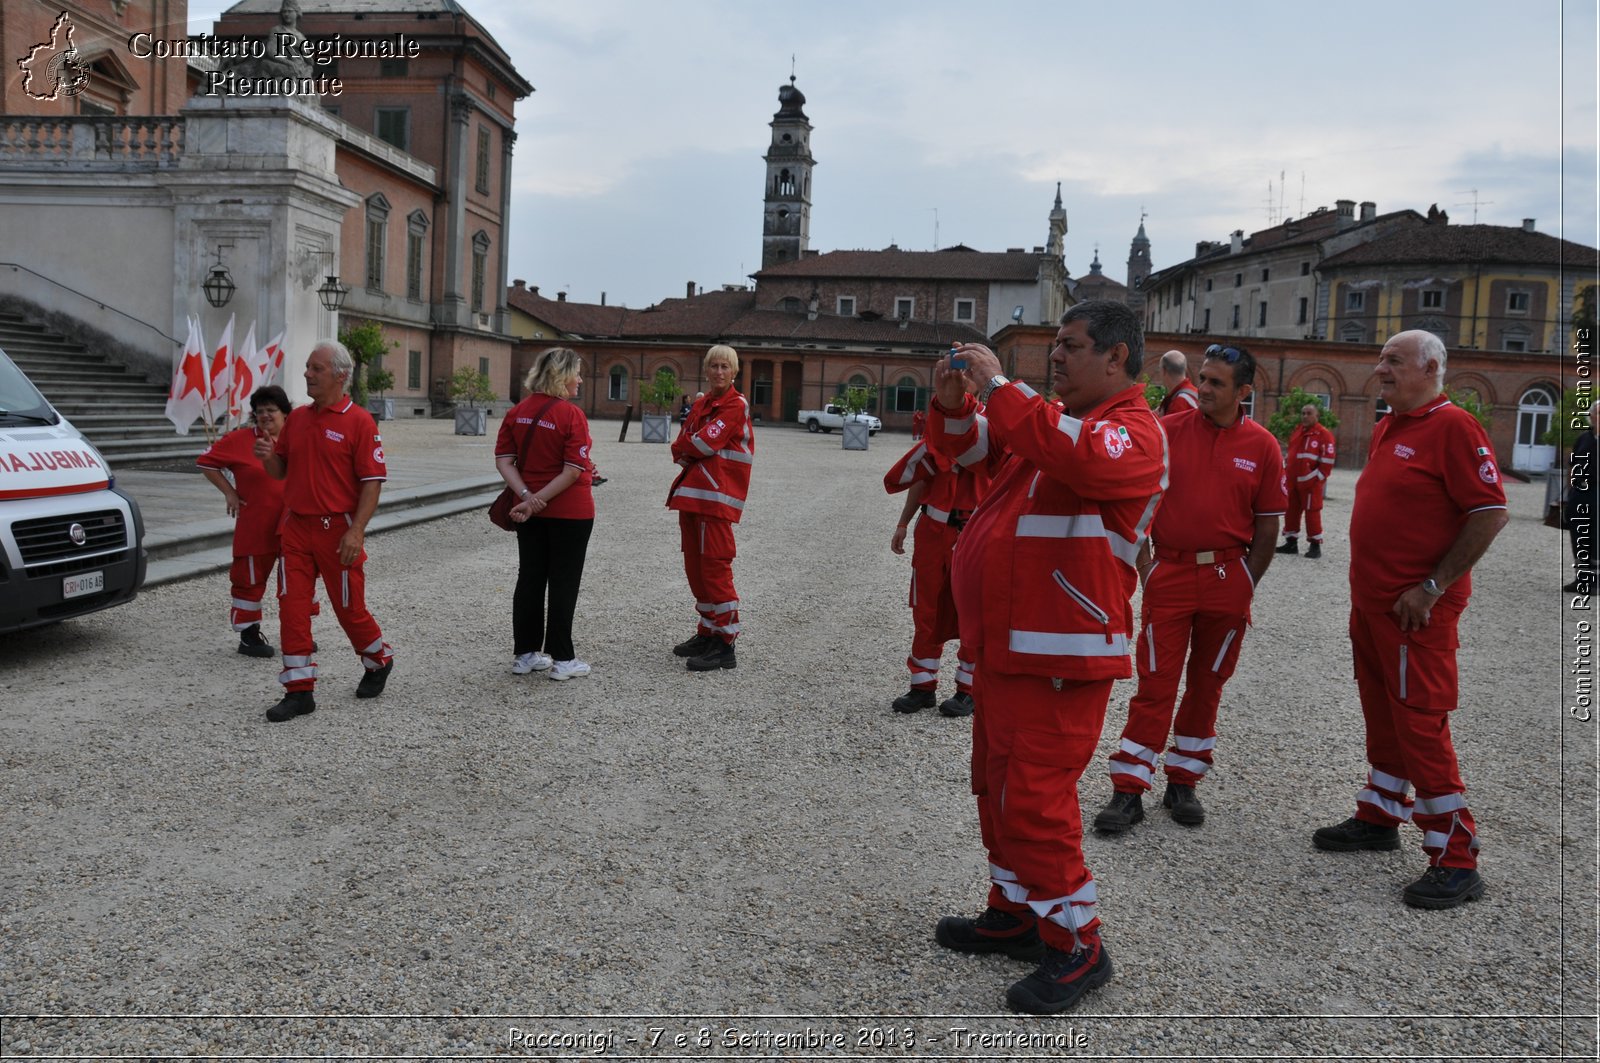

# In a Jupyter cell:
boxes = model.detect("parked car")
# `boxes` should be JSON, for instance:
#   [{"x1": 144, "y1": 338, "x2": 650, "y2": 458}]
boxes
[
  {"x1": 0, "y1": 346, "x2": 146, "y2": 633},
  {"x1": 797, "y1": 403, "x2": 882, "y2": 435}
]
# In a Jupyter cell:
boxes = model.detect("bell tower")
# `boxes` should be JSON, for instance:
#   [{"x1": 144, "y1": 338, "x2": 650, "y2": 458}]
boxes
[
  {"x1": 1126, "y1": 213, "x2": 1152, "y2": 314},
  {"x1": 762, "y1": 76, "x2": 815, "y2": 270}
]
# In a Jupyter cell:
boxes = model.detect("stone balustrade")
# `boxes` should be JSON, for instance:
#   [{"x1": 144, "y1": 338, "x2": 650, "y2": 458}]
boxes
[{"x1": 0, "y1": 116, "x2": 185, "y2": 167}]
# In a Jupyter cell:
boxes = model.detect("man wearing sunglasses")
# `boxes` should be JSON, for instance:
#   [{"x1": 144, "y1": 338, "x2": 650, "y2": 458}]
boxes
[
  {"x1": 1313, "y1": 330, "x2": 1507, "y2": 910},
  {"x1": 1096, "y1": 343, "x2": 1285, "y2": 833},
  {"x1": 923, "y1": 300, "x2": 1167, "y2": 1015},
  {"x1": 1156, "y1": 350, "x2": 1199, "y2": 417}
]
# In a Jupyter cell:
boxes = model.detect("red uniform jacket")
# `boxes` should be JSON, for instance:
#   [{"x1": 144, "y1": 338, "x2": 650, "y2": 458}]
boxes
[
  {"x1": 1159, "y1": 379, "x2": 1199, "y2": 417},
  {"x1": 197, "y1": 426, "x2": 286, "y2": 556},
  {"x1": 929, "y1": 380, "x2": 1168, "y2": 681},
  {"x1": 883, "y1": 437, "x2": 987, "y2": 521},
  {"x1": 667, "y1": 387, "x2": 754, "y2": 523},
  {"x1": 1287, "y1": 421, "x2": 1337, "y2": 487}
]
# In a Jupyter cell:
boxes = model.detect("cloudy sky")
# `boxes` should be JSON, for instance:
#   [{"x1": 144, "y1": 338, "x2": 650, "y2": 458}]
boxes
[{"x1": 205, "y1": 1, "x2": 1599, "y2": 310}]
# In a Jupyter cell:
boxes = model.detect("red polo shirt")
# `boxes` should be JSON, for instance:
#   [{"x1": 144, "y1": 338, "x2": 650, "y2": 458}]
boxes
[
  {"x1": 273, "y1": 397, "x2": 386, "y2": 515},
  {"x1": 1151, "y1": 407, "x2": 1286, "y2": 553},
  {"x1": 1349, "y1": 398, "x2": 1505, "y2": 614},
  {"x1": 197, "y1": 426, "x2": 287, "y2": 555},
  {"x1": 495, "y1": 395, "x2": 595, "y2": 520}
]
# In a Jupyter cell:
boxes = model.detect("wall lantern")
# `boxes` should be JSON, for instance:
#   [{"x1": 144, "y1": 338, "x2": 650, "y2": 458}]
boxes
[
  {"x1": 201, "y1": 244, "x2": 236, "y2": 309},
  {"x1": 315, "y1": 249, "x2": 349, "y2": 312}
]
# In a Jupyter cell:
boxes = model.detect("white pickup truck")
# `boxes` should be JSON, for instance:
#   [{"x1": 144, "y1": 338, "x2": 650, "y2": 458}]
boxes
[{"x1": 798, "y1": 404, "x2": 882, "y2": 435}]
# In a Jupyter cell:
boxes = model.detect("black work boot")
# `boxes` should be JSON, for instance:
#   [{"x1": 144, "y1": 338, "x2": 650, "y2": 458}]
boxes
[
  {"x1": 237, "y1": 623, "x2": 275, "y2": 658},
  {"x1": 355, "y1": 660, "x2": 393, "y2": 699},
  {"x1": 1162, "y1": 783, "x2": 1205, "y2": 826},
  {"x1": 938, "y1": 691, "x2": 975, "y2": 717},
  {"x1": 892, "y1": 688, "x2": 937, "y2": 713},
  {"x1": 1402, "y1": 866, "x2": 1485, "y2": 909},
  {"x1": 935, "y1": 906, "x2": 1044, "y2": 961},
  {"x1": 1275, "y1": 538, "x2": 1299, "y2": 555},
  {"x1": 673, "y1": 633, "x2": 716, "y2": 658},
  {"x1": 1312, "y1": 816, "x2": 1401, "y2": 852},
  {"x1": 686, "y1": 639, "x2": 737, "y2": 671},
  {"x1": 1093, "y1": 790, "x2": 1145, "y2": 833},
  {"x1": 1305, "y1": 541, "x2": 1322, "y2": 559},
  {"x1": 1006, "y1": 938, "x2": 1113, "y2": 1014},
  {"x1": 266, "y1": 690, "x2": 315, "y2": 723}
]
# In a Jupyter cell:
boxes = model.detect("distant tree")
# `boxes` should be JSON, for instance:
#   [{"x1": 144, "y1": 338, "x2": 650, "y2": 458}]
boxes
[
  {"x1": 1446, "y1": 387, "x2": 1491, "y2": 429},
  {"x1": 639, "y1": 367, "x2": 679, "y2": 415},
  {"x1": 1265, "y1": 387, "x2": 1340, "y2": 444},
  {"x1": 1542, "y1": 386, "x2": 1594, "y2": 451},
  {"x1": 1142, "y1": 377, "x2": 1166, "y2": 411},
  {"x1": 339, "y1": 320, "x2": 395, "y2": 406}
]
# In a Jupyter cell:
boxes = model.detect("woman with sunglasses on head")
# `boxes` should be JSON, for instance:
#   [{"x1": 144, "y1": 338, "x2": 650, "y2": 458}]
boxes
[
  {"x1": 495, "y1": 347, "x2": 597, "y2": 682},
  {"x1": 197, "y1": 384, "x2": 295, "y2": 658}
]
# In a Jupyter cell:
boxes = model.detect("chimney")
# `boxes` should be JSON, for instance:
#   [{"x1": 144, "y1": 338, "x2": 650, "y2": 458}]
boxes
[
  {"x1": 513, "y1": 278, "x2": 525, "y2": 289},
  {"x1": 1523, "y1": 218, "x2": 1536, "y2": 232},
  {"x1": 1359, "y1": 201, "x2": 1376, "y2": 222},
  {"x1": 1229, "y1": 230, "x2": 1244, "y2": 254},
  {"x1": 600, "y1": 292, "x2": 606, "y2": 306},
  {"x1": 557, "y1": 292, "x2": 566, "y2": 302},
  {"x1": 1336, "y1": 199, "x2": 1355, "y2": 230},
  {"x1": 687, "y1": 281, "x2": 696, "y2": 299},
  {"x1": 530, "y1": 285, "x2": 539, "y2": 296}
]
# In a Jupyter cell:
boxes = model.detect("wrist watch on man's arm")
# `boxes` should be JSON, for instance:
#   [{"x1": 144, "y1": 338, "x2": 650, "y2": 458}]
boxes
[
  {"x1": 1421, "y1": 577, "x2": 1445, "y2": 597},
  {"x1": 979, "y1": 375, "x2": 1009, "y2": 405}
]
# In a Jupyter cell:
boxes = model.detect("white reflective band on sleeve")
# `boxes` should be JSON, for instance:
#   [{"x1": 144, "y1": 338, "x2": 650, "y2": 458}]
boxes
[
  {"x1": 1119, "y1": 738, "x2": 1159, "y2": 765},
  {"x1": 1368, "y1": 769, "x2": 1412, "y2": 794},
  {"x1": 1210, "y1": 629, "x2": 1239, "y2": 672},
  {"x1": 1109, "y1": 761, "x2": 1153, "y2": 785},
  {"x1": 1165, "y1": 752, "x2": 1211, "y2": 776},
  {"x1": 1055, "y1": 414, "x2": 1083, "y2": 443},
  {"x1": 1013, "y1": 382, "x2": 1039, "y2": 400},
  {"x1": 944, "y1": 413, "x2": 975, "y2": 434},
  {"x1": 1320, "y1": 455, "x2": 1336, "y2": 464},
  {"x1": 232, "y1": 597, "x2": 262, "y2": 611},
  {"x1": 715, "y1": 448, "x2": 755, "y2": 464},
  {"x1": 692, "y1": 435, "x2": 715, "y2": 456},
  {"x1": 1294, "y1": 452, "x2": 1320, "y2": 461},
  {"x1": 957, "y1": 419, "x2": 990, "y2": 465},
  {"x1": 1357, "y1": 788, "x2": 1413, "y2": 821},
  {"x1": 671, "y1": 487, "x2": 746, "y2": 511},
  {"x1": 1009, "y1": 630, "x2": 1130, "y2": 657},
  {"x1": 1413, "y1": 793, "x2": 1468, "y2": 816},
  {"x1": 1172, "y1": 734, "x2": 1217, "y2": 752},
  {"x1": 898, "y1": 445, "x2": 928, "y2": 484}
]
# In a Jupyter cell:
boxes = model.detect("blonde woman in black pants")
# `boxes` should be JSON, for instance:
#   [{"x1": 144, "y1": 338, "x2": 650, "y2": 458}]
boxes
[{"x1": 494, "y1": 348, "x2": 596, "y2": 681}]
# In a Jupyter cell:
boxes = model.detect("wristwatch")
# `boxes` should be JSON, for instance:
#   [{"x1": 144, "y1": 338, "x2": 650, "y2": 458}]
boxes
[
  {"x1": 979, "y1": 374, "x2": 1010, "y2": 404},
  {"x1": 1421, "y1": 578, "x2": 1445, "y2": 597},
  {"x1": 519, "y1": 488, "x2": 532, "y2": 499}
]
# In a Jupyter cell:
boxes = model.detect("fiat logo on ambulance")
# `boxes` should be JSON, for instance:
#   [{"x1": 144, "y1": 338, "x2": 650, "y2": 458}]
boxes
[{"x1": 68, "y1": 522, "x2": 87, "y2": 546}]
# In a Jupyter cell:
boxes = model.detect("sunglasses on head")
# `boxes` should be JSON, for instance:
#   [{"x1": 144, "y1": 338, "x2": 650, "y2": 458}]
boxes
[{"x1": 1204, "y1": 344, "x2": 1244, "y2": 364}]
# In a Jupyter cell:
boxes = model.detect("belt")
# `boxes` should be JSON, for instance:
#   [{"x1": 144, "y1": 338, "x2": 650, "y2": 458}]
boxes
[
  {"x1": 290, "y1": 512, "x2": 351, "y2": 529},
  {"x1": 1154, "y1": 545, "x2": 1248, "y2": 564},
  {"x1": 922, "y1": 504, "x2": 972, "y2": 530}
]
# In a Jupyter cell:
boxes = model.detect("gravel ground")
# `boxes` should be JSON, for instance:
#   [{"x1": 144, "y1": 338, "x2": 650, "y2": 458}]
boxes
[{"x1": 0, "y1": 419, "x2": 1594, "y2": 1060}]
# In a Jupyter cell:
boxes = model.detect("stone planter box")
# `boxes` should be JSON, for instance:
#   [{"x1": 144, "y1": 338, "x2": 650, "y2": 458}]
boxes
[
  {"x1": 640, "y1": 413, "x2": 671, "y2": 444},
  {"x1": 367, "y1": 398, "x2": 394, "y2": 421},
  {"x1": 454, "y1": 407, "x2": 488, "y2": 436},
  {"x1": 842, "y1": 421, "x2": 871, "y2": 451}
]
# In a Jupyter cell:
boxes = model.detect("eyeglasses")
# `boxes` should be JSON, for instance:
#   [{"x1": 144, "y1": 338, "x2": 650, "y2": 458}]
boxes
[{"x1": 1204, "y1": 344, "x2": 1244, "y2": 363}]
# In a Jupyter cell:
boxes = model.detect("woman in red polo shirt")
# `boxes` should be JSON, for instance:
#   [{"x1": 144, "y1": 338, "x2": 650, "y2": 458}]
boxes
[
  {"x1": 197, "y1": 385, "x2": 292, "y2": 658},
  {"x1": 494, "y1": 347, "x2": 596, "y2": 681}
]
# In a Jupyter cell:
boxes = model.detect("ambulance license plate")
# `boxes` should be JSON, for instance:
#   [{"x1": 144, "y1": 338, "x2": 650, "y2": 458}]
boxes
[{"x1": 63, "y1": 570, "x2": 104, "y2": 600}]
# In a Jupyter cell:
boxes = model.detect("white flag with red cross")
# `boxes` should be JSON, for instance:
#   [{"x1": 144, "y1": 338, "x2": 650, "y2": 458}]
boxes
[{"x1": 164, "y1": 316, "x2": 209, "y2": 435}]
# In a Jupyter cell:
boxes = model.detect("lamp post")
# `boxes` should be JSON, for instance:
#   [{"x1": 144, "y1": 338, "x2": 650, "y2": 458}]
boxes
[{"x1": 201, "y1": 244, "x2": 235, "y2": 309}]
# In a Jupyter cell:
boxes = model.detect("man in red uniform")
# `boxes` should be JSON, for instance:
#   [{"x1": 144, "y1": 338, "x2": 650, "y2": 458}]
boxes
[
  {"x1": 1313, "y1": 330, "x2": 1507, "y2": 909},
  {"x1": 1095, "y1": 344, "x2": 1285, "y2": 832},
  {"x1": 926, "y1": 300, "x2": 1166, "y2": 1015},
  {"x1": 254, "y1": 340, "x2": 393, "y2": 722},
  {"x1": 884, "y1": 438, "x2": 986, "y2": 716},
  {"x1": 1157, "y1": 350, "x2": 1198, "y2": 417},
  {"x1": 1277, "y1": 402, "x2": 1337, "y2": 558}
]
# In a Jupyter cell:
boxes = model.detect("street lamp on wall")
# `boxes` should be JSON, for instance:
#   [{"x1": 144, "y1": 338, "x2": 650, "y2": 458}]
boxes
[
  {"x1": 201, "y1": 244, "x2": 236, "y2": 309},
  {"x1": 314, "y1": 250, "x2": 349, "y2": 312}
]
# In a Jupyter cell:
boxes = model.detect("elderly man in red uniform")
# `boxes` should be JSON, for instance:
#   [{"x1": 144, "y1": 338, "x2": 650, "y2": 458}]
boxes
[
  {"x1": 1277, "y1": 402, "x2": 1337, "y2": 558},
  {"x1": 926, "y1": 300, "x2": 1166, "y2": 1015},
  {"x1": 883, "y1": 436, "x2": 987, "y2": 716},
  {"x1": 1157, "y1": 350, "x2": 1198, "y2": 417},
  {"x1": 1095, "y1": 344, "x2": 1285, "y2": 832},
  {"x1": 1313, "y1": 330, "x2": 1507, "y2": 909},
  {"x1": 254, "y1": 340, "x2": 393, "y2": 722}
]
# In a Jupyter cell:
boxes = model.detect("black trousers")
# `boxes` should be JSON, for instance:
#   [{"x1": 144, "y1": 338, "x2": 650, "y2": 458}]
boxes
[{"x1": 513, "y1": 517, "x2": 594, "y2": 661}]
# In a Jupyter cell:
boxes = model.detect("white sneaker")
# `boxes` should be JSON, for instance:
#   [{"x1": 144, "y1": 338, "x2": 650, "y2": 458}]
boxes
[
  {"x1": 512, "y1": 651, "x2": 553, "y2": 675},
  {"x1": 548, "y1": 658, "x2": 591, "y2": 681}
]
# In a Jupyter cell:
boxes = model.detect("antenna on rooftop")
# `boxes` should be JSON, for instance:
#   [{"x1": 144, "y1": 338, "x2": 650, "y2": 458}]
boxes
[
  {"x1": 1299, "y1": 171, "x2": 1305, "y2": 217},
  {"x1": 931, "y1": 207, "x2": 939, "y2": 250},
  {"x1": 1454, "y1": 189, "x2": 1493, "y2": 224}
]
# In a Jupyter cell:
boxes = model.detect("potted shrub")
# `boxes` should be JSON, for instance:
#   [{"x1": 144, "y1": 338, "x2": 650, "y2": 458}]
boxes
[
  {"x1": 365, "y1": 365, "x2": 395, "y2": 421},
  {"x1": 838, "y1": 383, "x2": 877, "y2": 451},
  {"x1": 449, "y1": 365, "x2": 497, "y2": 435},
  {"x1": 639, "y1": 366, "x2": 678, "y2": 444}
]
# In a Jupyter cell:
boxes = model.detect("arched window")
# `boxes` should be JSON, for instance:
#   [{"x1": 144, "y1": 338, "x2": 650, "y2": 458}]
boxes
[
  {"x1": 891, "y1": 375, "x2": 922, "y2": 413},
  {"x1": 608, "y1": 365, "x2": 628, "y2": 402},
  {"x1": 777, "y1": 168, "x2": 796, "y2": 197},
  {"x1": 1514, "y1": 385, "x2": 1557, "y2": 471}
]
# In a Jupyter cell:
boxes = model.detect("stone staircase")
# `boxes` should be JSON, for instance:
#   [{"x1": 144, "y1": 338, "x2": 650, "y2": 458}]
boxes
[{"x1": 0, "y1": 311, "x2": 202, "y2": 466}]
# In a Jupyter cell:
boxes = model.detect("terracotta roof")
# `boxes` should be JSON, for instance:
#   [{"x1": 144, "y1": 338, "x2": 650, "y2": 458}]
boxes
[
  {"x1": 1319, "y1": 223, "x2": 1600, "y2": 270},
  {"x1": 754, "y1": 247, "x2": 1048, "y2": 282},
  {"x1": 506, "y1": 286, "x2": 631, "y2": 337},
  {"x1": 620, "y1": 290, "x2": 756, "y2": 338},
  {"x1": 722, "y1": 308, "x2": 989, "y2": 347}
]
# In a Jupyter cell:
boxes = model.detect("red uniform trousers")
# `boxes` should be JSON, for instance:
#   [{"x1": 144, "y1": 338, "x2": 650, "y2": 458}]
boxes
[
  {"x1": 229, "y1": 552, "x2": 278, "y2": 631},
  {"x1": 1284, "y1": 479, "x2": 1325, "y2": 541},
  {"x1": 679, "y1": 512, "x2": 740, "y2": 644},
  {"x1": 907, "y1": 515, "x2": 973, "y2": 693},
  {"x1": 1348, "y1": 607, "x2": 1479, "y2": 869},
  {"x1": 1110, "y1": 557, "x2": 1253, "y2": 792},
  {"x1": 973, "y1": 668, "x2": 1111, "y2": 951},
  {"x1": 277, "y1": 513, "x2": 392, "y2": 692}
]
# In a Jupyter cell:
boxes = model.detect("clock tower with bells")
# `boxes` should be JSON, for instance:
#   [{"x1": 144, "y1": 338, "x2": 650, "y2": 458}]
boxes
[{"x1": 761, "y1": 76, "x2": 815, "y2": 270}]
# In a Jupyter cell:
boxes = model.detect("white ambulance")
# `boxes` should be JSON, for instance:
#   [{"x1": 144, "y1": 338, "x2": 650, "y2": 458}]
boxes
[{"x1": 0, "y1": 345, "x2": 146, "y2": 633}]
